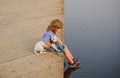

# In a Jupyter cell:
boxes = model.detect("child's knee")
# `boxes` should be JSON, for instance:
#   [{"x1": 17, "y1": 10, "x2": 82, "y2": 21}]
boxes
[{"x1": 64, "y1": 44, "x2": 67, "y2": 48}]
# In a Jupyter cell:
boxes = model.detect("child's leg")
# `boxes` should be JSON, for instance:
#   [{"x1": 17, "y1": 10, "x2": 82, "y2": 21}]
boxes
[
  {"x1": 62, "y1": 46, "x2": 75, "y2": 64},
  {"x1": 64, "y1": 45, "x2": 74, "y2": 59},
  {"x1": 63, "y1": 50, "x2": 74, "y2": 64},
  {"x1": 64, "y1": 45, "x2": 80, "y2": 65},
  {"x1": 57, "y1": 44, "x2": 73, "y2": 57}
]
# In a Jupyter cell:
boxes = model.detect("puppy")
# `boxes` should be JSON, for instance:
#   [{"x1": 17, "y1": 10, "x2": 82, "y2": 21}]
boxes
[
  {"x1": 34, "y1": 41, "x2": 46, "y2": 56},
  {"x1": 34, "y1": 35, "x2": 60, "y2": 56}
]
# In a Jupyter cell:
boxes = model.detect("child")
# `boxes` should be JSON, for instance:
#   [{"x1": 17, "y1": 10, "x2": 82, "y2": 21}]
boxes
[{"x1": 42, "y1": 19, "x2": 80, "y2": 68}]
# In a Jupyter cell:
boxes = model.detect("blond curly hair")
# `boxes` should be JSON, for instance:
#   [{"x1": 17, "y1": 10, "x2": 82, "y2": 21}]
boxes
[{"x1": 47, "y1": 19, "x2": 63, "y2": 33}]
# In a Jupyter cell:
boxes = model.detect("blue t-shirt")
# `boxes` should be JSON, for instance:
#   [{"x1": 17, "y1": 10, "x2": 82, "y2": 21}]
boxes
[
  {"x1": 42, "y1": 31, "x2": 65, "y2": 51},
  {"x1": 42, "y1": 31, "x2": 56, "y2": 51},
  {"x1": 42, "y1": 31, "x2": 56, "y2": 42}
]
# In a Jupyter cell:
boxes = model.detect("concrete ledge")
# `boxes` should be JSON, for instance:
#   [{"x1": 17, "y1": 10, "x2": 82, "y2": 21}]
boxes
[
  {"x1": 0, "y1": 52, "x2": 64, "y2": 78},
  {"x1": 0, "y1": 0, "x2": 64, "y2": 78}
]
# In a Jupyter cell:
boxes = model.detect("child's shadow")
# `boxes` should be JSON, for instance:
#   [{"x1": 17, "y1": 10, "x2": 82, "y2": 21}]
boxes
[{"x1": 64, "y1": 67, "x2": 77, "y2": 78}]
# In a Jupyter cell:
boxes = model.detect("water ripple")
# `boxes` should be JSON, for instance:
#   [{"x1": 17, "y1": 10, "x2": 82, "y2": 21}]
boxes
[{"x1": 64, "y1": 57, "x2": 98, "y2": 78}]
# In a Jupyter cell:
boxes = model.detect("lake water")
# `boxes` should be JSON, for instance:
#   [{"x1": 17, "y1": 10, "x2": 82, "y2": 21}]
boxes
[{"x1": 64, "y1": 0, "x2": 120, "y2": 78}]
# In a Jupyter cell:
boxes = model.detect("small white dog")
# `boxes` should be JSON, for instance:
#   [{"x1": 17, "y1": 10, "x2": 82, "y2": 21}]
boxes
[
  {"x1": 34, "y1": 41, "x2": 46, "y2": 56},
  {"x1": 34, "y1": 35, "x2": 60, "y2": 56}
]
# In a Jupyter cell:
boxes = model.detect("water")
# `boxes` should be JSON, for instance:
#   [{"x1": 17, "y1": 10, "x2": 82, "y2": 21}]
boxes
[{"x1": 64, "y1": 0, "x2": 120, "y2": 78}]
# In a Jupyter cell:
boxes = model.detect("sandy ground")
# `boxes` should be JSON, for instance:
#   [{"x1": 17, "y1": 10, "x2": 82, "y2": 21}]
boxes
[{"x1": 0, "y1": 0, "x2": 64, "y2": 78}]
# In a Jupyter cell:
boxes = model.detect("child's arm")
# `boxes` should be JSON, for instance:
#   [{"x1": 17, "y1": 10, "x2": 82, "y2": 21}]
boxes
[
  {"x1": 44, "y1": 41, "x2": 60, "y2": 51},
  {"x1": 52, "y1": 44, "x2": 60, "y2": 52},
  {"x1": 44, "y1": 41, "x2": 53, "y2": 48}
]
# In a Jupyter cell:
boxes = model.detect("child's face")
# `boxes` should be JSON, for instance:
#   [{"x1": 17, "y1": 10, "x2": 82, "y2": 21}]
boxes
[{"x1": 57, "y1": 29, "x2": 62, "y2": 33}]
